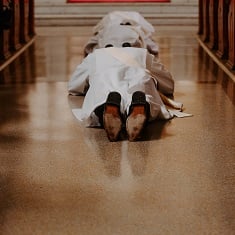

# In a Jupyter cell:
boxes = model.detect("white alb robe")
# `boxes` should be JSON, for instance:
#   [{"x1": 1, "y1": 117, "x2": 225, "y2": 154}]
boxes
[
  {"x1": 83, "y1": 11, "x2": 159, "y2": 56},
  {"x1": 68, "y1": 47, "x2": 182, "y2": 127}
]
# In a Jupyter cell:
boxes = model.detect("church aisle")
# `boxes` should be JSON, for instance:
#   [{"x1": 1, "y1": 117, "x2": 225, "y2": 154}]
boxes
[{"x1": 0, "y1": 26, "x2": 234, "y2": 235}]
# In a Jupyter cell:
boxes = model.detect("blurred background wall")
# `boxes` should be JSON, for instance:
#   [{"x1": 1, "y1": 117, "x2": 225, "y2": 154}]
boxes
[{"x1": 35, "y1": 0, "x2": 198, "y2": 26}]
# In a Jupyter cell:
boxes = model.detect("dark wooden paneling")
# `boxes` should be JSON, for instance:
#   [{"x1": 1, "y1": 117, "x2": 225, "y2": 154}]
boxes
[
  {"x1": 216, "y1": 0, "x2": 229, "y2": 59},
  {"x1": 199, "y1": 0, "x2": 235, "y2": 72},
  {"x1": 227, "y1": 0, "x2": 235, "y2": 69},
  {"x1": 0, "y1": 0, "x2": 35, "y2": 67}
]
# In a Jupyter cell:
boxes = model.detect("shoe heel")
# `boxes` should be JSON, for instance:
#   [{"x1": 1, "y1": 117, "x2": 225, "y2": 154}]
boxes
[
  {"x1": 131, "y1": 91, "x2": 146, "y2": 106},
  {"x1": 106, "y1": 92, "x2": 121, "y2": 106}
]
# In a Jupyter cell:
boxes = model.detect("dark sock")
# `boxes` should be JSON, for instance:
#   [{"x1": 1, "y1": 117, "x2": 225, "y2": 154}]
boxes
[{"x1": 94, "y1": 104, "x2": 105, "y2": 127}]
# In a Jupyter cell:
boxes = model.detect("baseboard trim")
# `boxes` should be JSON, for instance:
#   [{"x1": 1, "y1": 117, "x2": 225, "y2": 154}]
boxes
[
  {"x1": 197, "y1": 36, "x2": 235, "y2": 105},
  {"x1": 0, "y1": 37, "x2": 36, "y2": 72},
  {"x1": 197, "y1": 36, "x2": 235, "y2": 81}
]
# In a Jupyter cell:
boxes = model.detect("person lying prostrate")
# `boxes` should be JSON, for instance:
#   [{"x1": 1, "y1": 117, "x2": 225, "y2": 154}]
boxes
[
  {"x1": 83, "y1": 11, "x2": 159, "y2": 57},
  {"x1": 68, "y1": 47, "x2": 184, "y2": 141}
]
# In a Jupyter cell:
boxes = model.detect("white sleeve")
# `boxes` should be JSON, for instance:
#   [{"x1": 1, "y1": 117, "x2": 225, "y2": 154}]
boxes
[
  {"x1": 68, "y1": 56, "x2": 90, "y2": 96},
  {"x1": 150, "y1": 58, "x2": 174, "y2": 95}
]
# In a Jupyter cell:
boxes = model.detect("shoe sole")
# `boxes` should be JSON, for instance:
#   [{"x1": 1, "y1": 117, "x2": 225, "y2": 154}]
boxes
[
  {"x1": 126, "y1": 105, "x2": 147, "y2": 141},
  {"x1": 103, "y1": 105, "x2": 122, "y2": 141}
]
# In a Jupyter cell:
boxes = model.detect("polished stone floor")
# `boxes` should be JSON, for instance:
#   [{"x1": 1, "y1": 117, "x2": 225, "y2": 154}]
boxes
[{"x1": 0, "y1": 26, "x2": 235, "y2": 235}]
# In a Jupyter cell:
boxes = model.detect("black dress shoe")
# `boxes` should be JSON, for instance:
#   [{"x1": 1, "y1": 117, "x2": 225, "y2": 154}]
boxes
[
  {"x1": 126, "y1": 91, "x2": 149, "y2": 141},
  {"x1": 103, "y1": 92, "x2": 123, "y2": 141}
]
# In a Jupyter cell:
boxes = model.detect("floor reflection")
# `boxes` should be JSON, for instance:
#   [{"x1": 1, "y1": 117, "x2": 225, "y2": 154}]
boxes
[{"x1": 67, "y1": 94, "x2": 171, "y2": 179}]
